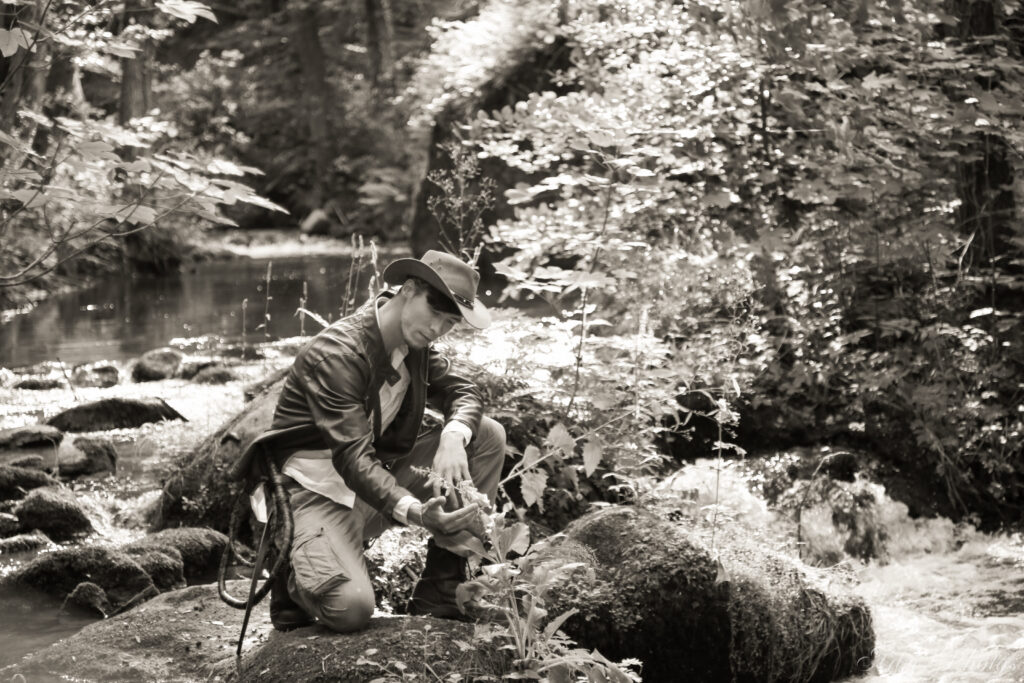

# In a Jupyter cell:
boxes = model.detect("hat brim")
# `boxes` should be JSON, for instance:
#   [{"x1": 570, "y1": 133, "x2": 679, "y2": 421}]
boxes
[{"x1": 382, "y1": 258, "x2": 491, "y2": 329}]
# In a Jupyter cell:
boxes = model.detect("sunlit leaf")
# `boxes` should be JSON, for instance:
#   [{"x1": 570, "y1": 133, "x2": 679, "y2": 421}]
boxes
[
  {"x1": 103, "y1": 40, "x2": 141, "y2": 58},
  {"x1": 582, "y1": 437, "x2": 603, "y2": 477},
  {"x1": 546, "y1": 423, "x2": 575, "y2": 456},
  {"x1": 78, "y1": 140, "x2": 118, "y2": 161},
  {"x1": 498, "y1": 522, "x2": 530, "y2": 556},
  {"x1": 155, "y1": 0, "x2": 218, "y2": 23},
  {"x1": 522, "y1": 444, "x2": 542, "y2": 469},
  {"x1": 521, "y1": 470, "x2": 548, "y2": 510},
  {"x1": 0, "y1": 28, "x2": 31, "y2": 58}
]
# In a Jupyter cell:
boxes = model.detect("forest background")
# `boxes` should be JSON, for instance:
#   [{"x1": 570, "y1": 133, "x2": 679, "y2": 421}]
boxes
[{"x1": 1, "y1": 0, "x2": 1023, "y2": 537}]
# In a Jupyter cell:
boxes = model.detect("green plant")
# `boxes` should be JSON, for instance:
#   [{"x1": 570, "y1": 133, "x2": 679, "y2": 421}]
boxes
[
  {"x1": 425, "y1": 140, "x2": 497, "y2": 261},
  {"x1": 456, "y1": 511, "x2": 641, "y2": 682}
]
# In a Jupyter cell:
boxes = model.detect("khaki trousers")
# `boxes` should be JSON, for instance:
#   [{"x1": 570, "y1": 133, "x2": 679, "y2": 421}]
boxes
[{"x1": 284, "y1": 416, "x2": 505, "y2": 632}]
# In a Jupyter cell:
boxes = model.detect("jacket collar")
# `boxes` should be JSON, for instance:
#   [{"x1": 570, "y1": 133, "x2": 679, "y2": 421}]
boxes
[{"x1": 357, "y1": 292, "x2": 399, "y2": 371}]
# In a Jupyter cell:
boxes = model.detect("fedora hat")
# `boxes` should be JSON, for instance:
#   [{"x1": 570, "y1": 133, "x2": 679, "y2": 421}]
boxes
[{"x1": 382, "y1": 250, "x2": 491, "y2": 329}]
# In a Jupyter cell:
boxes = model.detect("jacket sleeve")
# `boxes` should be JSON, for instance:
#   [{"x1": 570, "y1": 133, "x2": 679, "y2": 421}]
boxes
[
  {"x1": 297, "y1": 346, "x2": 412, "y2": 517},
  {"x1": 425, "y1": 349, "x2": 484, "y2": 437}
]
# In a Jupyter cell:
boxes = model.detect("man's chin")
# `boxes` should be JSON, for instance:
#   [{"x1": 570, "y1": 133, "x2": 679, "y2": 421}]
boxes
[{"x1": 408, "y1": 333, "x2": 431, "y2": 349}]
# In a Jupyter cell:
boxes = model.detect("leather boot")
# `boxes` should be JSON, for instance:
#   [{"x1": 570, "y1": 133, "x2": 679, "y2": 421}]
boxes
[
  {"x1": 270, "y1": 564, "x2": 314, "y2": 631},
  {"x1": 407, "y1": 540, "x2": 469, "y2": 620}
]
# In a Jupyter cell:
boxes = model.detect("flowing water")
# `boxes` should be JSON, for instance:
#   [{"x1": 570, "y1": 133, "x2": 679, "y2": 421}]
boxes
[{"x1": 669, "y1": 459, "x2": 1024, "y2": 683}]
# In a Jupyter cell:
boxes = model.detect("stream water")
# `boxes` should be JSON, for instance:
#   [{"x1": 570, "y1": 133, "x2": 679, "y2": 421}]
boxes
[
  {"x1": 0, "y1": 253, "x2": 367, "y2": 368},
  {"x1": 671, "y1": 460, "x2": 1024, "y2": 683}
]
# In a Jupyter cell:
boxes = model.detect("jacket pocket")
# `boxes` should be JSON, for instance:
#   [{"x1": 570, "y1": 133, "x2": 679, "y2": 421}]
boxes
[{"x1": 291, "y1": 529, "x2": 348, "y2": 597}]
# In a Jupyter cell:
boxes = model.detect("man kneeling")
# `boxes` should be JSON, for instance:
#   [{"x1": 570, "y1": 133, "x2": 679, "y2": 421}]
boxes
[{"x1": 243, "y1": 250, "x2": 504, "y2": 632}]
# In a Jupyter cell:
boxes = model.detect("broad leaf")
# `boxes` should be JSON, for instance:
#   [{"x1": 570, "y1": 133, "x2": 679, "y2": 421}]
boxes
[
  {"x1": 521, "y1": 470, "x2": 548, "y2": 510},
  {"x1": 522, "y1": 444, "x2": 542, "y2": 469},
  {"x1": 546, "y1": 423, "x2": 575, "y2": 456},
  {"x1": 155, "y1": 0, "x2": 218, "y2": 23},
  {"x1": 498, "y1": 522, "x2": 530, "y2": 557},
  {"x1": 0, "y1": 28, "x2": 31, "y2": 58},
  {"x1": 582, "y1": 437, "x2": 603, "y2": 477}
]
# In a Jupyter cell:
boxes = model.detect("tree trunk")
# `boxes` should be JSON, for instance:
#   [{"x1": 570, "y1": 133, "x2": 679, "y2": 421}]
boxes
[
  {"x1": 290, "y1": 5, "x2": 336, "y2": 209},
  {"x1": 118, "y1": 0, "x2": 152, "y2": 126},
  {"x1": 0, "y1": 1, "x2": 48, "y2": 135},
  {"x1": 1, "y1": 0, "x2": 53, "y2": 168},
  {"x1": 947, "y1": 0, "x2": 1016, "y2": 268},
  {"x1": 364, "y1": 0, "x2": 394, "y2": 93}
]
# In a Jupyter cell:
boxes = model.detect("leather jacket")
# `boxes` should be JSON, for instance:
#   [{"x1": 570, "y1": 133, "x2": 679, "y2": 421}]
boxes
[{"x1": 240, "y1": 294, "x2": 484, "y2": 517}]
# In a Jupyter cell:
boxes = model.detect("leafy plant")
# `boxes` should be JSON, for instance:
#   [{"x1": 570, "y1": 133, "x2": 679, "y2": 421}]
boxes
[
  {"x1": 455, "y1": 510, "x2": 641, "y2": 683},
  {"x1": 0, "y1": 1, "x2": 286, "y2": 297},
  {"x1": 425, "y1": 140, "x2": 497, "y2": 261}
]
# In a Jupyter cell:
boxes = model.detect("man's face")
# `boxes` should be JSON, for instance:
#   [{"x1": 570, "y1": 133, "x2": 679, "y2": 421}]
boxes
[{"x1": 400, "y1": 289, "x2": 461, "y2": 349}]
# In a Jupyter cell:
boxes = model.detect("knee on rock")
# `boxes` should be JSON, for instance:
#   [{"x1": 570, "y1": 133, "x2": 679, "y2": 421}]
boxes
[{"x1": 318, "y1": 583, "x2": 374, "y2": 633}]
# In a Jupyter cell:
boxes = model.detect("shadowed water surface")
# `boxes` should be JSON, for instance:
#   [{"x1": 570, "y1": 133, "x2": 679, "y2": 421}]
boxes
[{"x1": 0, "y1": 255, "x2": 364, "y2": 368}]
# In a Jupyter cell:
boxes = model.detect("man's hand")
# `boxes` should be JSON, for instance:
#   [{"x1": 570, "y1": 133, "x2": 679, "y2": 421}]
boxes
[
  {"x1": 412, "y1": 496, "x2": 481, "y2": 537},
  {"x1": 433, "y1": 431, "x2": 471, "y2": 489}
]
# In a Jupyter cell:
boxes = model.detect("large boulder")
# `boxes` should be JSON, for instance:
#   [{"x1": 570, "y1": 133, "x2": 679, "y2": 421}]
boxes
[
  {"x1": 4, "y1": 580, "x2": 509, "y2": 683},
  {"x1": 0, "y1": 464, "x2": 61, "y2": 501},
  {"x1": 46, "y1": 397, "x2": 187, "y2": 432},
  {"x1": 57, "y1": 437, "x2": 118, "y2": 478},
  {"x1": 151, "y1": 374, "x2": 285, "y2": 531},
  {"x1": 13, "y1": 486, "x2": 94, "y2": 540},
  {"x1": 221, "y1": 612, "x2": 509, "y2": 683},
  {"x1": 536, "y1": 506, "x2": 874, "y2": 683},
  {"x1": 132, "y1": 347, "x2": 183, "y2": 382}
]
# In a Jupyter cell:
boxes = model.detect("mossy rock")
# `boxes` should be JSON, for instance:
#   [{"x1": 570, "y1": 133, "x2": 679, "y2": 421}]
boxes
[
  {"x1": 0, "y1": 511, "x2": 20, "y2": 536},
  {"x1": 0, "y1": 424, "x2": 63, "y2": 451},
  {"x1": 7, "y1": 581, "x2": 271, "y2": 683},
  {"x1": 192, "y1": 364, "x2": 238, "y2": 384},
  {"x1": 13, "y1": 486, "x2": 93, "y2": 540},
  {"x1": 539, "y1": 506, "x2": 875, "y2": 683},
  {"x1": 126, "y1": 527, "x2": 228, "y2": 580},
  {"x1": 125, "y1": 548, "x2": 185, "y2": 591},
  {"x1": 70, "y1": 363, "x2": 120, "y2": 388},
  {"x1": 151, "y1": 374, "x2": 286, "y2": 531},
  {"x1": 63, "y1": 581, "x2": 113, "y2": 618},
  {"x1": 46, "y1": 397, "x2": 187, "y2": 432},
  {"x1": 57, "y1": 437, "x2": 118, "y2": 478},
  {"x1": 13, "y1": 377, "x2": 64, "y2": 390},
  {"x1": 8, "y1": 545, "x2": 156, "y2": 610},
  {"x1": 132, "y1": 347, "x2": 183, "y2": 382},
  {"x1": 0, "y1": 464, "x2": 61, "y2": 502},
  {"x1": 0, "y1": 530, "x2": 52, "y2": 554},
  {"x1": 8, "y1": 581, "x2": 510, "y2": 683},
  {"x1": 223, "y1": 613, "x2": 510, "y2": 683},
  {"x1": 7, "y1": 454, "x2": 46, "y2": 470}
]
